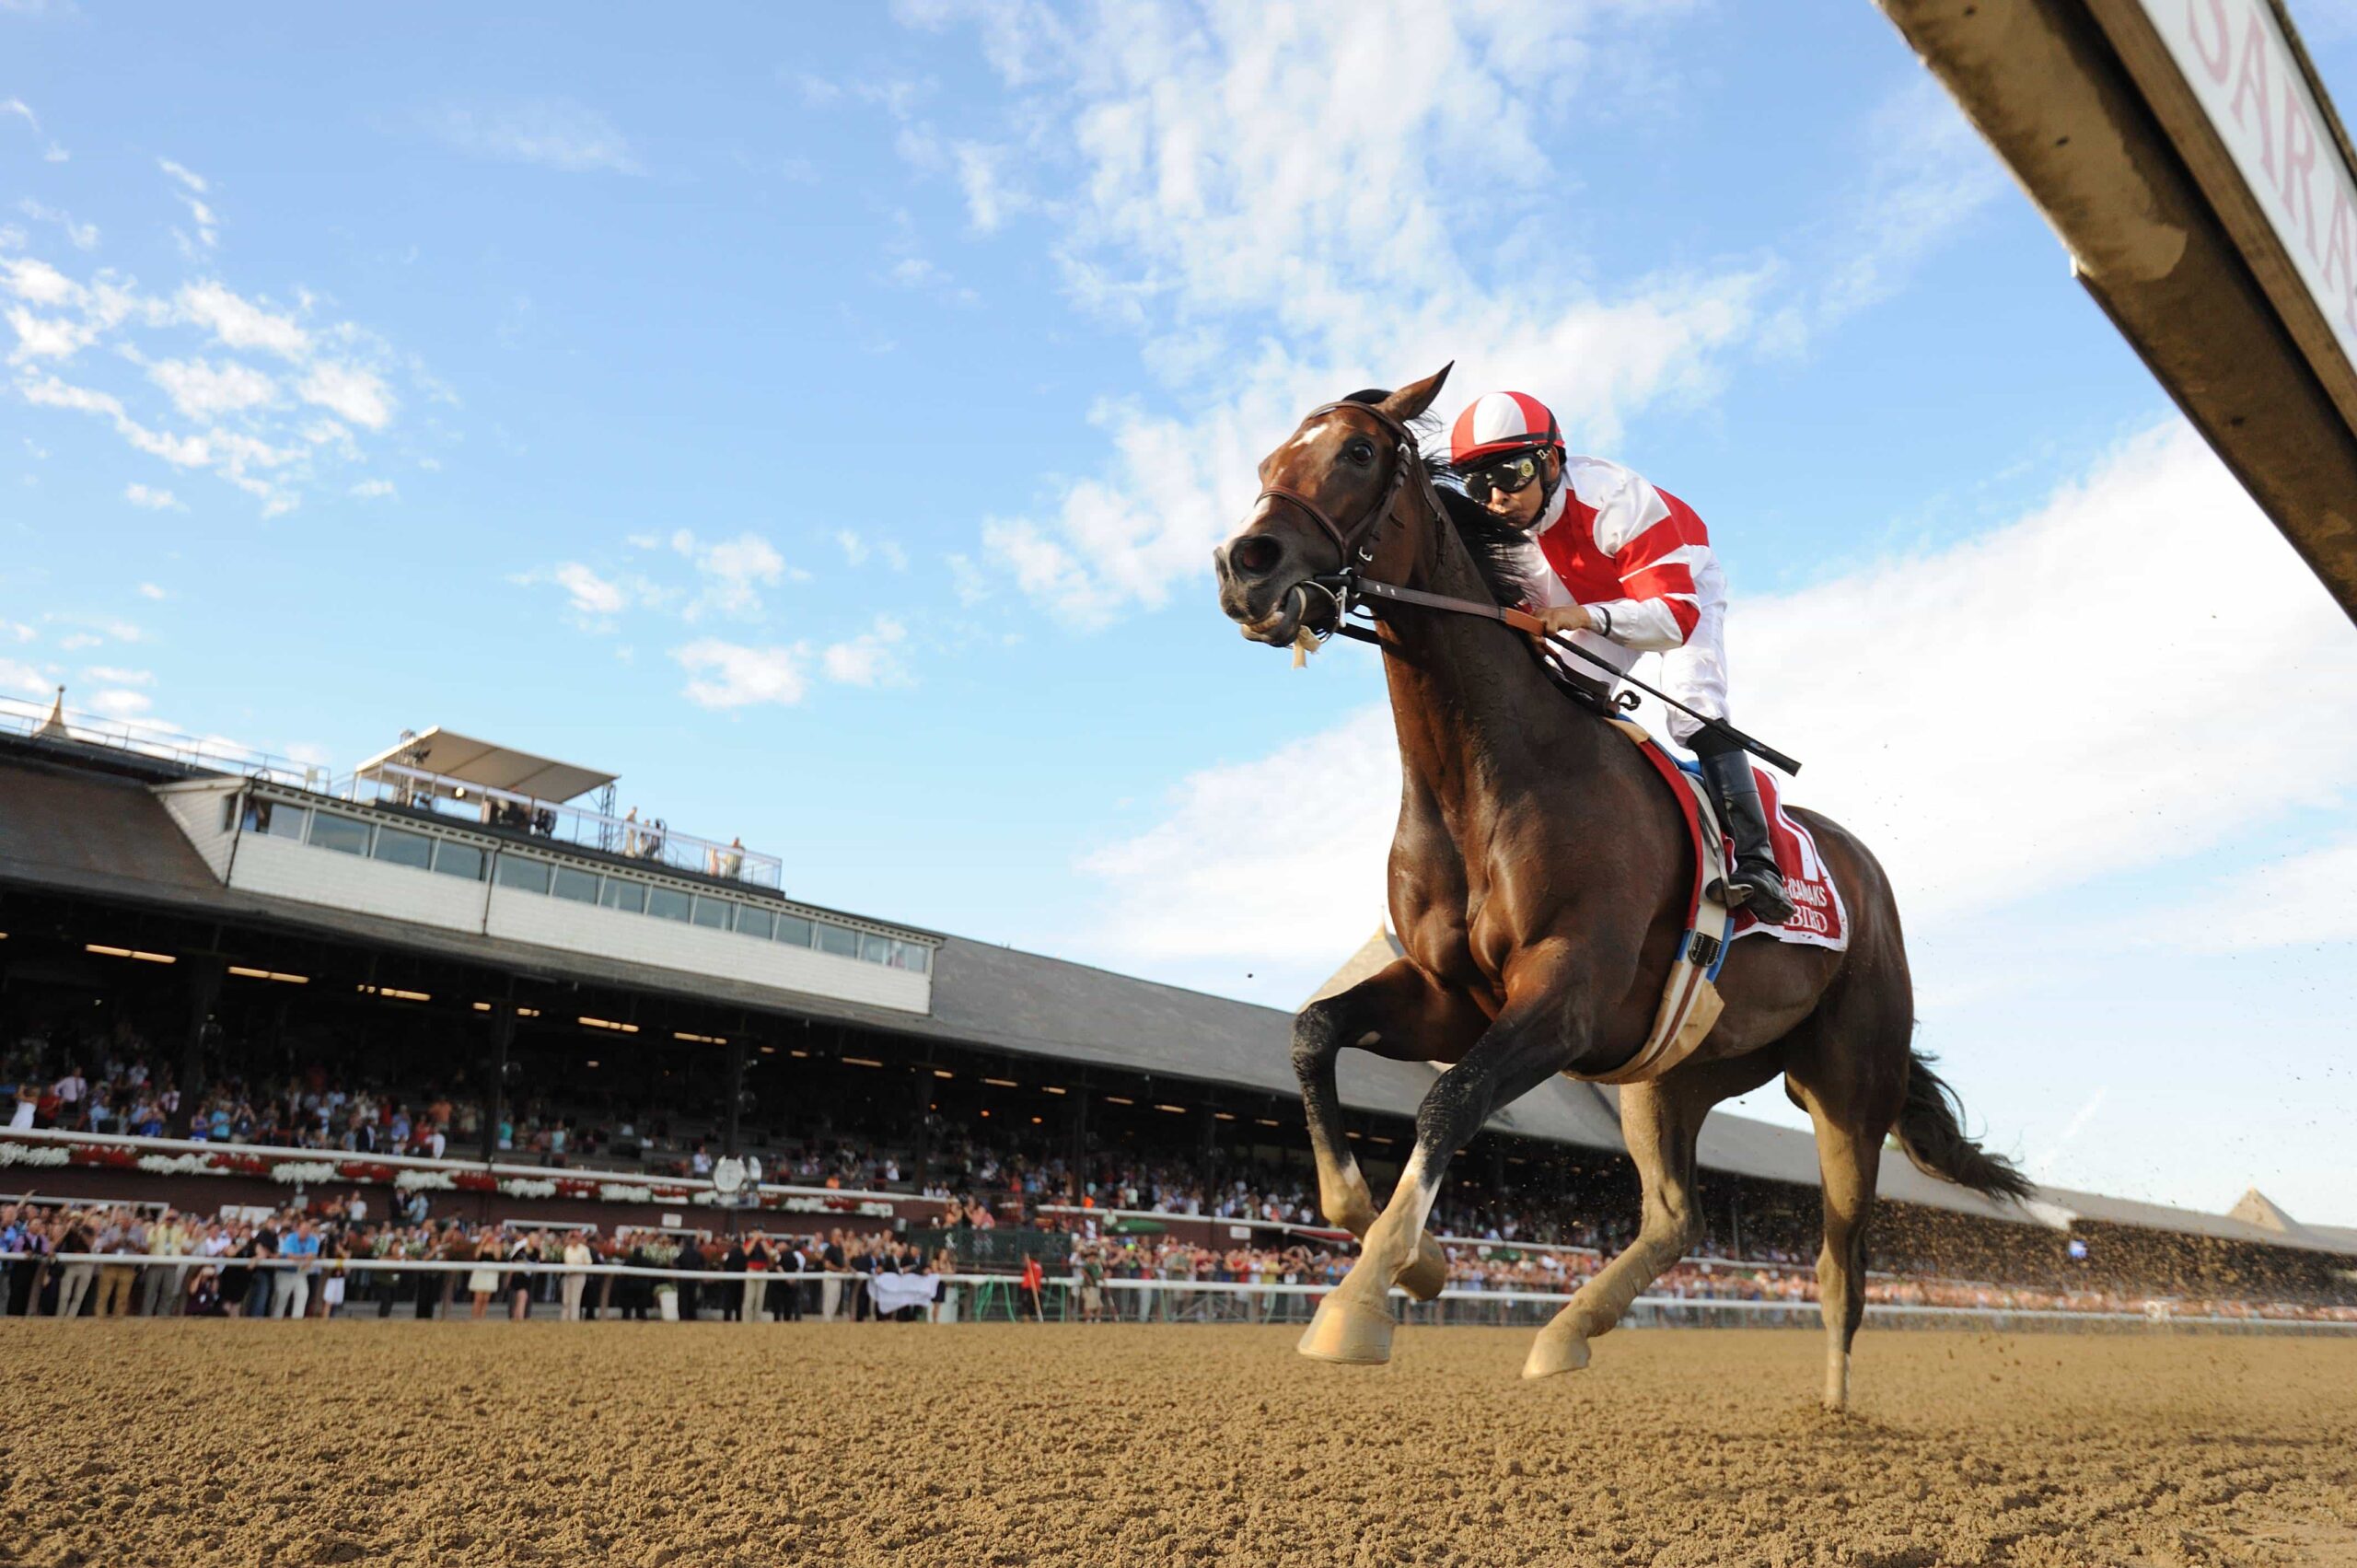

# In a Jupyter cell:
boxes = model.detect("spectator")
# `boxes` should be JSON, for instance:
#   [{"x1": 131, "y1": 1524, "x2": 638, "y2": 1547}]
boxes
[
  {"x1": 467, "y1": 1234, "x2": 502, "y2": 1320},
  {"x1": 275, "y1": 1219, "x2": 320, "y2": 1319},
  {"x1": 559, "y1": 1230, "x2": 593, "y2": 1321}
]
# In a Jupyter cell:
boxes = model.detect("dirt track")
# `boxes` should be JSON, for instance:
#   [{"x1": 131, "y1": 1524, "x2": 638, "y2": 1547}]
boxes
[{"x1": 3, "y1": 1322, "x2": 2352, "y2": 1567}]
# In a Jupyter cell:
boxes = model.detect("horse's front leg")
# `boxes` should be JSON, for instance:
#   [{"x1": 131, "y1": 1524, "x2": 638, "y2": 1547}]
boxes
[
  {"x1": 1293, "y1": 959, "x2": 1489, "y2": 1297},
  {"x1": 1298, "y1": 952, "x2": 1588, "y2": 1365}
]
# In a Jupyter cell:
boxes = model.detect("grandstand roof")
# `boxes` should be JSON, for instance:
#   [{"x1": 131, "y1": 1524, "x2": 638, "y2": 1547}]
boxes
[
  {"x1": 353, "y1": 726, "x2": 615, "y2": 805},
  {"x1": 1, "y1": 737, "x2": 2348, "y2": 1255}
]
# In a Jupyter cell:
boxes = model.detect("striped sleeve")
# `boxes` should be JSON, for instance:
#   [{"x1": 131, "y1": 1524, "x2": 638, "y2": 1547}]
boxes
[{"x1": 1585, "y1": 469, "x2": 1707, "y2": 652}]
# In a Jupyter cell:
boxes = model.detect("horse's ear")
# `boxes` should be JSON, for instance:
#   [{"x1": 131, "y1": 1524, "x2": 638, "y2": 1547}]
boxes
[{"x1": 1380, "y1": 363, "x2": 1452, "y2": 424}]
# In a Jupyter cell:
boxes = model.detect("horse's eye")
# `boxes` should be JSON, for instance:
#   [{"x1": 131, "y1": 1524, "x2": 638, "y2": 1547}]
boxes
[{"x1": 1344, "y1": 439, "x2": 1375, "y2": 465}]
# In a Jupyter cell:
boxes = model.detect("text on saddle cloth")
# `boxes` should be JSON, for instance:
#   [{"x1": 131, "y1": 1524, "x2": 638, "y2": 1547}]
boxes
[{"x1": 1722, "y1": 766, "x2": 1849, "y2": 952}]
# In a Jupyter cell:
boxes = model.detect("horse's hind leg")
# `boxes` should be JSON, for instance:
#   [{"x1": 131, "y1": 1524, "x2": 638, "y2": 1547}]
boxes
[
  {"x1": 1785, "y1": 1004, "x2": 1910, "y2": 1411},
  {"x1": 1798, "y1": 1098, "x2": 1884, "y2": 1412},
  {"x1": 1526, "y1": 1053, "x2": 1774, "y2": 1380}
]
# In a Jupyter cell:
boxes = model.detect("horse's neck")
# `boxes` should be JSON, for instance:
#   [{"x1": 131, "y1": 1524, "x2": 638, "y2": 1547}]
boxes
[{"x1": 1378, "y1": 507, "x2": 1609, "y2": 827}]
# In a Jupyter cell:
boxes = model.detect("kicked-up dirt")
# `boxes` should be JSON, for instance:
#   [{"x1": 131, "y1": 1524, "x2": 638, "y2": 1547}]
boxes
[{"x1": 1, "y1": 1321, "x2": 2352, "y2": 1566}]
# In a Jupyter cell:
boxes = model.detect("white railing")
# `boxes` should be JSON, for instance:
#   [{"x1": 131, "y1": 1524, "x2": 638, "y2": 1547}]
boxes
[
  {"x1": 343, "y1": 761, "x2": 784, "y2": 889},
  {"x1": 9, "y1": 1262, "x2": 2353, "y2": 1334},
  {"x1": 0, "y1": 695, "x2": 325, "y2": 789}
]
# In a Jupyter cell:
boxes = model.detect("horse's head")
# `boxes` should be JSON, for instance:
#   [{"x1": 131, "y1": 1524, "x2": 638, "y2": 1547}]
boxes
[{"x1": 1213, "y1": 365, "x2": 1451, "y2": 648}]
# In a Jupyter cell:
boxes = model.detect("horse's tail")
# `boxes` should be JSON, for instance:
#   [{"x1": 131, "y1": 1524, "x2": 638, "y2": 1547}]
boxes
[{"x1": 1894, "y1": 1048, "x2": 2036, "y2": 1202}]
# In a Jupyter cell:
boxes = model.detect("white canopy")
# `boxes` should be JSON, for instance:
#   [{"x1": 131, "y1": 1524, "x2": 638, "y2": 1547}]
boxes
[{"x1": 354, "y1": 726, "x2": 616, "y2": 804}]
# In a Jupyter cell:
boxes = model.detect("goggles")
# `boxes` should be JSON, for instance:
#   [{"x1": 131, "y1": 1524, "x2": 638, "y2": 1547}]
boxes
[{"x1": 1462, "y1": 450, "x2": 1544, "y2": 503}]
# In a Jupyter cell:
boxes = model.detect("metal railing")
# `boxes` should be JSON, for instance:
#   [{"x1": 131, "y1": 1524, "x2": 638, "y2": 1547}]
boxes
[
  {"x1": 0, "y1": 695, "x2": 326, "y2": 789},
  {"x1": 343, "y1": 761, "x2": 784, "y2": 889}
]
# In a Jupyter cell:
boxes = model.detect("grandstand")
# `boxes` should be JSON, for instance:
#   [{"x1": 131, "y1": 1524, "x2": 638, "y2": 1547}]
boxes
[{"x1": 3, "y1": 691, "x2": 2353, "y2": 1318}]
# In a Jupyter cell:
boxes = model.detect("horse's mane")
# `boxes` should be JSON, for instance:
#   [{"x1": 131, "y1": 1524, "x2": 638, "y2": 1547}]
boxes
[{"x1": 1339, "y1": 388, "x2": 1538, "y2": 611}]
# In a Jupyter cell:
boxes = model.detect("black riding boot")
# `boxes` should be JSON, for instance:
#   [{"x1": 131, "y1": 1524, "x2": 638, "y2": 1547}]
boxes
[{"x1": 1695, "y1": 741, "x2": 1796, "y2": 926}]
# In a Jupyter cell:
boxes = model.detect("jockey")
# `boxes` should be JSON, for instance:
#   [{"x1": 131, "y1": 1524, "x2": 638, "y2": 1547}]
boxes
[{"x1": 1446, "y1": 389, "x2": 1795, "y2": 925}]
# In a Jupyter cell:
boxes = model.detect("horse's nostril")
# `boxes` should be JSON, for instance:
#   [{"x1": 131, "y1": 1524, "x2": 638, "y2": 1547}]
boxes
[{"x1": 1232, "y1": 535, "x2": 1284, "y2": 577}]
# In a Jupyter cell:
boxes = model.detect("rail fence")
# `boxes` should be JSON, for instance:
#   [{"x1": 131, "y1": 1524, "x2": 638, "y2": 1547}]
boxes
[{"x1": 8, "y1": 1257, "x2": 2354, "y2": 1336}]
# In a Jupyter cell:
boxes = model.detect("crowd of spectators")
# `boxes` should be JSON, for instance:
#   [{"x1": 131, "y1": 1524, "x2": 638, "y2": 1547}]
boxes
[
  {"x1": 8, "y1": 1029, "x2": 2355, "y2": 1329},
  {"x1": 0, "y1": 1200, "x2": 961, "y2": 1323}
]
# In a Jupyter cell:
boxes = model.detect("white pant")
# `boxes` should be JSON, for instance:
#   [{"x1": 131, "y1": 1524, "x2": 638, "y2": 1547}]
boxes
[
  {"x1": 273, "y1": 1271, "x2": 310, "y2": 1318},
  {"x1": 560, "y1": 1273, "x2": 586, "y2": 1320},
  {"x1": 55, "y1": 1262, "x2": 95, "y2": 1318},
  {"x1": 1565, "y1": 602, "x2": 1732, "y2": 747},
  {"x1": 742, "y1": 1277, "x2": 767, "y2": 1321},
  {"x1": 1658, "y1": 600, "x2": 1731, "y2": 747},
  {"x1": 820, "y1": 1276, "x2": 841, "y2": 1321}
]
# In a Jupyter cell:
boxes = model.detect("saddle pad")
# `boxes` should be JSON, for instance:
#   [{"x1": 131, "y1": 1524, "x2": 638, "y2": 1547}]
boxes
[{"x1": 1728, "y1": 767, "x2": 1849, "y2": 952}]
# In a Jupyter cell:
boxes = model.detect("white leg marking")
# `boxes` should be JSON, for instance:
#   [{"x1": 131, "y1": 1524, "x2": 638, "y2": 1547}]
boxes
[{"x1": 1356, "y1": 1030, "x2": 1381, "y2": 1046}]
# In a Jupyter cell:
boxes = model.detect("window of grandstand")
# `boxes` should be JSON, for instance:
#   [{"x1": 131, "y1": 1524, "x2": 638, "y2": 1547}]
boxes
[
  {"x1": 816, "y1": 922, "x2": 857, "y2": 958},
  {"x1": 309, "y1": 811, "x2": 371, "y2": 856},
  {"x1": 495, "y1": 856, "x2": 552, "y2": 895},
  {"x1": 598, "y1": 878, "x2": 645, "y2": 913},
  {"x1": 431, "y1": 842, "x2": 485, "y2": 881},
  {"x1": 647, "y1": 887, "x2": 692, "y2": 923},
  {"x1": 690, "y1": 895, "x2": 731, "y2": 931},
  {"x1": 737, "y1": 906, "x2": 775, "y2": 940},
  {"x1": 238, "y1": 796, "x2": 309, "y2": 840},
  {"x1": 371, "y1": 826, "x2": 433, "y2": 870},
  {"x1": 552, "y1": 866, "x2": 600, "y2": 904},
  {"x1": 777, "y1": 914, "x2": 813, "y2": 947}
]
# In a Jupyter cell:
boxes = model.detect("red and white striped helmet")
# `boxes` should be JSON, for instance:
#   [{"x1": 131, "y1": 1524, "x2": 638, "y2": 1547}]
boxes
[{"x1": 1446, "y1": 390, "x2": 1562, "y2": 468}]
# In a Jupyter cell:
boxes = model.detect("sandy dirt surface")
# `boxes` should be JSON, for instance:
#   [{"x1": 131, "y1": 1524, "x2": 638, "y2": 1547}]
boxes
[{"x1": 2, "y1": 1322, "x2": 2352, "y2": 1567}]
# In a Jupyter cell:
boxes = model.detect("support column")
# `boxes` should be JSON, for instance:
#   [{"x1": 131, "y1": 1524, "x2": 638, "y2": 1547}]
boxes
[
  {"x1": 723, "y1": 1036, "x2": 746, "y2": 1159},
  {"x1": 180, "y1": 956, "x2": 223, "y2": 1097},
  {"x1": 482, "y1": 1005, "x2": 515, "y2": 1164}
]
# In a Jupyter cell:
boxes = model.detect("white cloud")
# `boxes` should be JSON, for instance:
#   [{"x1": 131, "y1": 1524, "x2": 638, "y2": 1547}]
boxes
[
  {"x1": 820, "y1": 615, "x2": 911, "y2": 686},
  {"x1": 146, "y1": 356, "x2": 277, "y2": 421},
  {"x1": 1077, "y1": 420, "x2": 2357, "y2": 995},
  {"x1": 908, "y1": 2, "x2": 1763, "y2": 625},
  {"x1": 136, "y1": 583, "x2": 166, "y2": 600},
  {"x1": 1808, "y1": 77, "x2": 2009, "y2": 330},
  {"x1": 82, "y1": 665, "x2": 154, "y2": 685},
  {"x1": 1081, "y1": 701, "x2": 1398, "y2": 970},
  {"x1": 55, "y1": 633, "x2": 99, "y2": 651},
  {"x1": 1732, "y1": 422, "x2": 2357, "y2": 926},
  {"x1": 672, "y1": 529, "x2": 788, "y2": 620},
  {"x1": 674, "y1": 638, "x2": 809, "y2": 708},
  {"x1": 0, "y1": 256, "x2": 76, "y2": 307},
  {"x1": 348, "y1": 477, "x2": 397, "y2": 500},
  {"x1": 952, "y1": 141, "x2": 1020, "y2": 232},
  {"x1": 421, "y1": 100, "x2": 641, "y2": 175},
  {"x1": 1, "y1": 656, "x2": 47, "y2": 695},
  {"x1": 542, "y1": 562, "x2": 628, "y2": 619},
  {"x1": 86, "y1": 687, "x2": 152, "y2": 719},
  {"x1": 3, "y1": 620, "x2": 32, "y2": 642},
  {"x1": 2, "y1": 98, "x2": 67, "y2": 163},
  {"x1": 6, "y1": 209, "x2": 435, "y2": 511},
  {"x1": 17, "y1": 199, "x2": 97, "y2": 250},
  {"x1": 157, "y1": 158, "x2": 209, "y2": 195},
  {"x1": 173, "y1": 281, "x2": 308, "y2": 358},
  {"x1": 836, "y1": 528, "x2": 870, "y2": 566},
  {"x1": 2139, "y1": 833, "x2": 2357, "y2": 954},
  {"x1": 122, "y1": 482, "x2": 182, "y2": 510},
  {"x1": 297, "y1": 361, "x2": 394, "y2": 429},
  {"x1": 880, "y1": 540, "x2": 910, "y2": 572}
]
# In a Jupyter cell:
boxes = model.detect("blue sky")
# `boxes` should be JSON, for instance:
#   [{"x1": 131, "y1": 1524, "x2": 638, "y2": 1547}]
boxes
[{"x1": 5, "y1": 2, "x2": 2354, "y2": 1224}]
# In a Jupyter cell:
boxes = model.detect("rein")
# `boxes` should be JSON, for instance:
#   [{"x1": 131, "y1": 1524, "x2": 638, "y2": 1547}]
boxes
[{"x1": 1270, "y1": 398, "x2": 1804, "y2": 776}]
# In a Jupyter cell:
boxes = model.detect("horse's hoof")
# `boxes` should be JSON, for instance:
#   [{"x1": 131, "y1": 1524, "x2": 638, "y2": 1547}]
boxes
[
  {"x1": 1297, "y1": 1295, "x2": 1396, "y2": 1365},
  {"x1": 1521, "y1": 1327, "x2": 1592, "y2": 1380},
  {"x1": 1395, "y1": 1236, "x2": 1447, "y2": 1303}
]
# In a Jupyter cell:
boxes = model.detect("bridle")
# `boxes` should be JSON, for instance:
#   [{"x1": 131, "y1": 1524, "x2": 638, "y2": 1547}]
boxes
[
  {"x1": 1250, "y1": 398, "x2": 1424, "y2": 576},
  {"x1": 1248, "y1": 398, "x2": 1432, "y2": 652}
]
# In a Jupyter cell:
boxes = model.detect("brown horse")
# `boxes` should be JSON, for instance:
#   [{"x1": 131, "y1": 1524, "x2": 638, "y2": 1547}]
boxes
[{"x1": 1211, "y1": 366, "x2": 2029, "y2": 1410}]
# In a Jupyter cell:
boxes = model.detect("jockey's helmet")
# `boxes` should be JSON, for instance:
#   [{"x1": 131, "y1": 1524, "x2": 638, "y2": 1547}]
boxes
[{"x1": 1446, "y1": 390, "x2": 1562, "y2": 468}]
